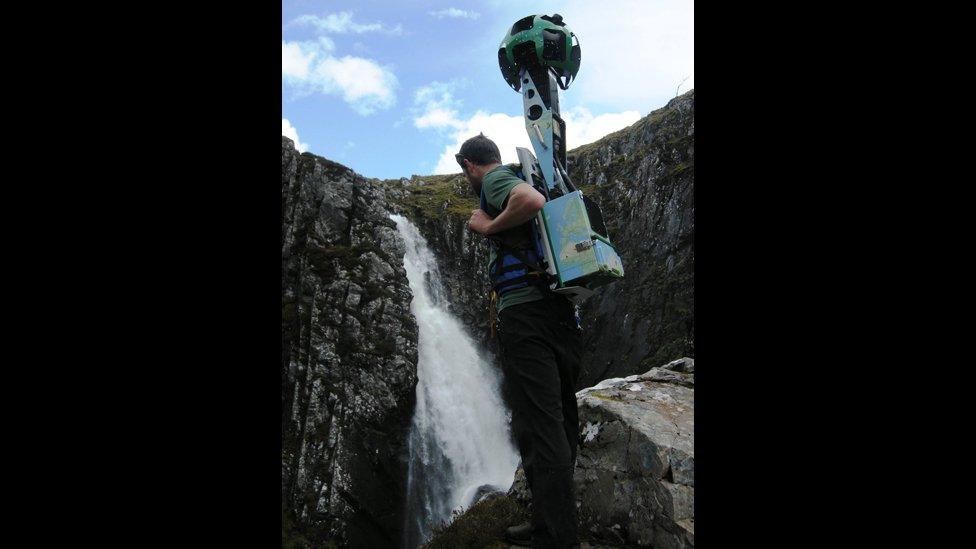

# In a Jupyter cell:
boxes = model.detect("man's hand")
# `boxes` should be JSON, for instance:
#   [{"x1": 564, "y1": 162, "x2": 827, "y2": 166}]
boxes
[{"x1": 467, "y1": 208, "x2": 494, "y2": 234}]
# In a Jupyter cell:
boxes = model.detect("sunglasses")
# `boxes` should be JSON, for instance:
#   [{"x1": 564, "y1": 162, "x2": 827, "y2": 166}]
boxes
[{"x1": 455, "y1": 154, "x2": 466, "y2": 169}]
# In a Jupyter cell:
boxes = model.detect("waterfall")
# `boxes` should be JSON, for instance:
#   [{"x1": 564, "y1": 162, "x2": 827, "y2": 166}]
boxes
[{"x1": 392, "y1": 214, "x2": 521, "y2": 548}]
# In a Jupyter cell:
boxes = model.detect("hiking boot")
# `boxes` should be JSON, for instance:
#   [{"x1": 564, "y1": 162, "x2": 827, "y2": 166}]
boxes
[{"x1": 504, "y1": 521, "x2": 532, "y2": 546}]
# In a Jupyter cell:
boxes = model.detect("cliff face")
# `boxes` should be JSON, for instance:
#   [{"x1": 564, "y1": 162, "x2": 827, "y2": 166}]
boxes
[
  {"x1": 281, "y1": 137, "x2": 419, "y2": 547},
  {"x1": 570, "y1": 90, "x2": 695, "y2": 387},
  {"x1": 390, "y1": 90, "x2": 695, "y2": 388}
]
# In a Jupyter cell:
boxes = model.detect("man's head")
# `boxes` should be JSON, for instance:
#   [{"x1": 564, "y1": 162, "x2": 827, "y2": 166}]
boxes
[{"x1": 456, "y1": 133, "x2": 502, "y2": 196}]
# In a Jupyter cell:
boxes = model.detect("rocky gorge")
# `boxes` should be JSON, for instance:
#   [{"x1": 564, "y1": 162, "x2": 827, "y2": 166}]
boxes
[{"x1": 282, "y1": 89, "x2": 694, "y2": 548}]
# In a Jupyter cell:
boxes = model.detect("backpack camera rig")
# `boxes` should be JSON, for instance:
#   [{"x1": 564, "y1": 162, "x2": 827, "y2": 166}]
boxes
[{"x1": 498, "y1": 14, "x2": 625, "y2": 303}]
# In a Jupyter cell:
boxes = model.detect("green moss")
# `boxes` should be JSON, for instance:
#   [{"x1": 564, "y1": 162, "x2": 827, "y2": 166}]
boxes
[
  {"x1": 282, "y1": 301, "x2": 296, "y2": 321},
  {"x1": 576, "y1": 183, "x2": 598, "y2": 196},
  {"x1": 635, "y1": 252, "x2": 695, "y2": 368},
  {"x1": 667, "y1": 133, "x2": 694, "y2": 147},
  {"x1": 382, "y1": 173, "x2": 479, "y2": 221},
  {"x1": 668, "y1": 160, "x2": 694, "y2": 177},
  {"x1": 282, "y1": 509, "x2": 313, "y2": 549},
  {"x1": 422, "y1": 492, "x2": 623, "y2": 547},
  {"x1": 588, "y1": 390, "x2": 626, "y2": 403},
  {"x1": 422, "y1": 496, "x2": 528, "y2": 549}
]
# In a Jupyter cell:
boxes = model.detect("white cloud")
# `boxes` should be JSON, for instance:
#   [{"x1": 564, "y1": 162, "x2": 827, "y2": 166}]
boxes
[
  {"x1": 562, "y1": 107, "x2": 641, "y2": 146},
  {"x1": 282, "y1": 37, "x2": 336, "y2": 79},
  {"x1": 318, "y1": 56, "x2": 397, "y2": 113},
  {"x1": 415, "y1": 108, "x2": 463, "y2": 130},
  {"x1": 282, "y1": 40, "x2": 398, "y2": 115},
  {"x1": 429, "y1": 8, "x2": 480, "y2": 19},
  {"x1": 281, "y1": 41, "x2": 312, "y2": 80},
  {"x1": 412, "y1": 81, "x2": 466, "y2": 130},
  {"x1": 557, "y1": 0, "x2": 694, "y2": 109},
  {"x1": 292, "y1": 12, "x2": 403, "y2": 35},
  {"x1": 427, "y1": 106, "x2": 639, "y2": 175},
  {"x1": 431, "y1": 111, "x2": 526, "y2": 174},
  {"x1": 282, "y1": 118, "x2": 309, "y2": 152}
]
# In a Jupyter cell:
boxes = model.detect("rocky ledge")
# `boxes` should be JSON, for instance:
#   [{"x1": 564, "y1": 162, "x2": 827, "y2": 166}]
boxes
[{"x1": 508, "y1": 357, "x2": 695, "y2": 548}]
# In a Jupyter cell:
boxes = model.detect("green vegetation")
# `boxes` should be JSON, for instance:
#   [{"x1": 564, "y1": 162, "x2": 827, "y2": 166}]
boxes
[
  {"x1": 575, "y1": 182, "x2": 598, "y2": 197},
  {"x1": 588, "y1": 390, "x2": 627, "y2": 403},
  {"x1": 384, "y1": 173, "x2": 479, "y2": 220},
  {"x1": 422, "y1": 496, "x2": 529, "y2": 549},
  {"x1": 668, "y1": 161, "x2": 693, "y2": 177},
  {"x1": 282, "y1": 508, "x2": 315, "y2": 549},
  {"x1": 638, "y1": 255, "x2": 695, "y2": 369}
]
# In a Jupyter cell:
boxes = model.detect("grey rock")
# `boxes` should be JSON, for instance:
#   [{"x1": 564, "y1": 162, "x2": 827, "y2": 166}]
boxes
[
  {"x1": 509, "y1": 360, "x2": 694, "y2": 547},
  {"x1": 282, "y1": 138, "x2": 419, "y2": 548},
  {"x1": 507, "y1": 463, "x2": 531, "y2": 507},
  {"x1": 471, "y1": 485, "x2": 508, "y2": 506},
  {"x1": 639, "y1": 367, "x2": 693, "y2": 388},
  {"x1": 663, "y1": 357, "x2": 694, "y2": 374},
  {"x1": 570, "y1": 92, "x2": 694, "y2": 387}
]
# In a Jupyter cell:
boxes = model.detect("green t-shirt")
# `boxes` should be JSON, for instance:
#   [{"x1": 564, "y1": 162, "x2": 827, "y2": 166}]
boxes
[{"x1": 482, "y1": 165, "x2": 546, "y2": 312}]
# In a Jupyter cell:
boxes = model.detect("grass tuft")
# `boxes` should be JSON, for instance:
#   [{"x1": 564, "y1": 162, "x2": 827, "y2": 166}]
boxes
[{"x1": 422, "y1": 495, "x2": 529, "y2": 549}]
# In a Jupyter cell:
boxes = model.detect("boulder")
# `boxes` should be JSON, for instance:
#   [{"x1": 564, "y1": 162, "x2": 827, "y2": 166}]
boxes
[{"x1": 509, "y1": 358, "x2": 695, "y2": 547}]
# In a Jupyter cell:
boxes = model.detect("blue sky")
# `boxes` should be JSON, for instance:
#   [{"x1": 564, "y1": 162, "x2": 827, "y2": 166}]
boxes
[{"x1": 282, "y1": 0, "x2": 694, "y2": 179}]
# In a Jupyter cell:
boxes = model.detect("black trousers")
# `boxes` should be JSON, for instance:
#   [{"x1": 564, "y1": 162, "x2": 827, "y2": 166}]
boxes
[{"x1": 497, "y1": 293, "x2": 582, "y2": 549}]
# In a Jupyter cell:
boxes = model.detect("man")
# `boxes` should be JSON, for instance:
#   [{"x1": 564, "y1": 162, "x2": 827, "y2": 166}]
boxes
[{"x1": 458, "y1": 133, "x2": 582, "y2": 548}]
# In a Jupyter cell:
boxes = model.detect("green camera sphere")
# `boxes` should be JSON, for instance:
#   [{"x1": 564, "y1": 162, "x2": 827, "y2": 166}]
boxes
[{"x1": 498, "y1": 13, "x2": 581, "y2": 92}]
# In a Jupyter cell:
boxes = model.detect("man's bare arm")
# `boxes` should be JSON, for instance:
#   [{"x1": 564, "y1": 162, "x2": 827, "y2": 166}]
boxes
[{"x1": 467, "y1": 183, "x2": 546, "y2": 235}]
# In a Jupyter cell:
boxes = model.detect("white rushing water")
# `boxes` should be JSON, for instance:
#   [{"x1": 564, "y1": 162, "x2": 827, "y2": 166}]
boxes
[{"x1": 392, "y1": 214, "x2": 520, "y2": 548}]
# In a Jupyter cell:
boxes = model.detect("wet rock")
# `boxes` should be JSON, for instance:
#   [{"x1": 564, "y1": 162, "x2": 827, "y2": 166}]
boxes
[{"x1": 471, "y1": 485, "x2": 508, "y2": 507}]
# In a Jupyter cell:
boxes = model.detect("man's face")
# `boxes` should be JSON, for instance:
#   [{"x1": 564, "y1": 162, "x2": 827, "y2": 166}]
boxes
[
  {"x1": 457, "y1": 154, "x2": 482, "y2": 196},
  {"x1": 467, "y1": 171, "x2": 481, "y2": 197}
]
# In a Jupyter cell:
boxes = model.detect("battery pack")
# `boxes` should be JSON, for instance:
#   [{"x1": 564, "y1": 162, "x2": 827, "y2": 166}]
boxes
[{"x1": 538, "y1": 190, "x2": 624, "y2": 291}]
